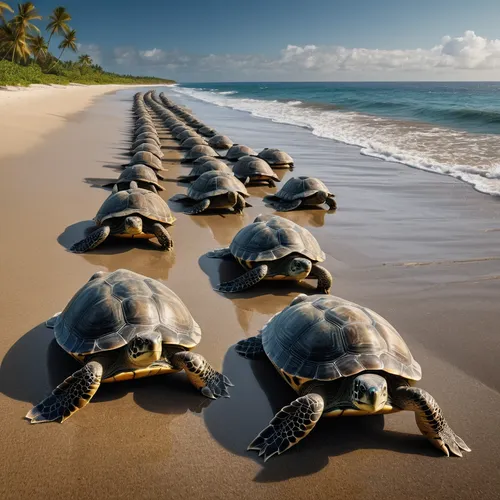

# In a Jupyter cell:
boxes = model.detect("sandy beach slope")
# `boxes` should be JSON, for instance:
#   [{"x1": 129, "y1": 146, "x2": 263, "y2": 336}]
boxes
[{"x1": 0, "y1": 86, "x2": 499, "y2": 500}]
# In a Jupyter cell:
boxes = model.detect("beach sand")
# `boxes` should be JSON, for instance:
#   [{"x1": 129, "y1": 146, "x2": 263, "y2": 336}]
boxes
[{"x1": 0, "y1": 86, "x2": 499, "y2": 499}]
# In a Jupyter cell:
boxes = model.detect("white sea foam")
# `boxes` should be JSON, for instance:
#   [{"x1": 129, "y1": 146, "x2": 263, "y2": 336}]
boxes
[
  {"x1": 172, "y1": 87, "x2": 500, "y2": 196},
  {"x1": 218, "y1": 90, "x2": 238, "y2": 95}
]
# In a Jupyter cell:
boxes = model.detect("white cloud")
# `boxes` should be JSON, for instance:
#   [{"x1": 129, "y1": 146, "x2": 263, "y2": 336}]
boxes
[{"x1": 75, "y1": 43, "x2": 102, "y2": 65}]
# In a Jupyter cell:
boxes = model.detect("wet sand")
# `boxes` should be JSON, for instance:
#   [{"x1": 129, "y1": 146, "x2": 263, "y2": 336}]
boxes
[{"x1": 0, "y1": 87, "x2": 499, "y2": 499}]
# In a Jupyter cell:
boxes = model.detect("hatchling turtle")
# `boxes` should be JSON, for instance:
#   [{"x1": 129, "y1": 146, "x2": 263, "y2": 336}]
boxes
[
  {"x1": 264, "y1": 176, "x2": 336, "y2": 211},
  {"x1": 207, "y1": 214, "x2": 332, "y2": 293},
  {"x1": 26, "y1": 269, "x2": 232, "y2": 424},
  {"x1": 170, "y1": 171, "x2": 250, "y2": 215},
  {"x1": 208, "y1": 135, "x2": 233, "y2": 150},
  {"x1": 124, "y1": 151, "x2": 165, "y2": 172},
  {"x1": 70, "y1": 188, "x2": 175, "y2": 253},
  {"x1": 182, "y1": 145, "x2": 220, "y2": 163},
  {"x1": 178, "y1": 160, "x2": 232, "y2": 182},
  {"x1": 131, "y1": 143, "x2": 164, "y2": 160},
  {"x1": 226, "y1": 144, "x2": 258, "y2": 162},
  {"x1": 180, "y1": 136, "x2": 208, "y2": 150},
  {"x1": 233, "y1": 156, "x2": 280, "y2": 186},
  {"x1": 103, "y1": 166, "x2": 164, "y2": 193},
  {"x1": 258, "y1": 148, "x2": 294, "y2": 167},
  {"x1": 235, "y1": 294, "x2": 470, "y2": 461}
]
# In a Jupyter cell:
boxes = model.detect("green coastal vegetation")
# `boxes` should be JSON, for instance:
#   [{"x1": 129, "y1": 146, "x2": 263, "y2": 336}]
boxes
[{"x1": 0, "y1": 2, "x2": 174, "y2": 86}]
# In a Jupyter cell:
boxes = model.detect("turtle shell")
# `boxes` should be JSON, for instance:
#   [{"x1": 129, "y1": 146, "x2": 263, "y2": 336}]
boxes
[
  {"x1": 258, "y1": 148, "x2": 294, "y2": 166},
  {"x1": 182, "y1": 160, "x2": 232, "y2": 180},
  {"x1": 183, "y1": 145, "x2": 219, "y2": 161},
  {"x1": 177, "y1": 130, "x2": 199, "y2": 141},
  {"x1": 229, "y1": 214, "x2": 325, "y2": 262},
  {"x1": 132, "y1": 143, "x2": 164, "y2": 159},
  {"x1": 261, "y1": 294, "x2": 422, "y2": 382},
  {"x1": 226, "y1": 144, "x2": 258, "y2": 161},
  {"x1": 193, "y1": 155, "x2": 222, "y2": 166},
  {"x1": 53, "y1": 269, "x2": 201, "y2": 356},
  {"x1": 136, "y1": 132, "x2": 160, "y2": 146},
  {"x1": 180, "y1": 136, "x2": 208, "y2": 150},
  {"x1": 131, "y1": 138, "x2": 159, "y2": 151},
  {"x1": 187, "y1": 171, "x2": 249, "y2": 200},
  {"x1": 232, "y1": 156, "x2": 279, "y2": 181},
  {"x1": 135, "y1": 125, "x2": 156, "y2": 136},
  {"x1": 171, "y1": 125, "x2": 188, "y2": 136},
  {"x1": 208, "y1": 135, "x2": 233, "y2": 149},
  {"x1": 198, "y1": 126, "x2": 217, "y2": 137},
  {"x1": 275, "y1": 176, "x2": 333, "y2": 201},
  {"x1": 95, "y1": 188, "x2": 175, "y2": 225},
  {"x1": 113, "y1": 165, "x2": 164, "y2": 191},
  {"x1": 128, "y1": 152, "x2": 164, "y2": 171}
]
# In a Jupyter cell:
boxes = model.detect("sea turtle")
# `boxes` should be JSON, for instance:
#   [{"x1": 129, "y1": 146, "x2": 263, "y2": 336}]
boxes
[
  {"x1": 207, "y1": 214, "x2": 332, "y2": 293},
  {"x1": 178, "y1": 160, "x2": 232, "y2": 182},
  {"x1": 136, "y1": 132, "x2": 161, "y2": 146},
  {"x1": 194, "y1": 155, "x2": 223, "y2": 166},
  {"x1": 226, "y1": 144, "x2": 258, "y2": 162},
  {"x1": 208, "y1": 135, "x2": 233, "y2": 150},
  {"x1": 177, "y1": 130, "x2": 200, "y2": 141},
  {"x1": 181, "y1": 145, "x2": 220, "y2": 163},
  {"x1": 26, "y1": 269, "x2": 232, "y2": 424},
  {"x1": 134, "y1": 125, "x2": 157, "y2": 136},
  {"x1": 235, "y1": 293, "x2": 470, "y2": 461},
  {"x1": 264, "y1": 176, "x2": 336, "y2": 211},
  {"x1": 70, "y1": 188, "x2": 175, "y2": 252},
  {"x1": 131, "y1": 143, "x2": 164, "y2": 160},
  {"x1": 170, "y1": 171, "x2": 250, "y2": 215},
  {"x1": 180, "y1": 136, "x2": 208, "y2": 150},
  {"x1": 124, "y1": 152, "x2": 165, "y2": 172},
  {"x1": 233, "y1": 156, "x2": 280, "y2": 187},
  {"x1": 103, "y1": 166, "x2": 164, "y2": 193},
  {"x1": 198, "y1": 126, "x2": 217, "y2": 137},
  {"x1": 257, "y1": 148, "x2": 294, "y2": 167},
  {"x1": 131, "y1": 138, "x2": 159, "y2": 151}
]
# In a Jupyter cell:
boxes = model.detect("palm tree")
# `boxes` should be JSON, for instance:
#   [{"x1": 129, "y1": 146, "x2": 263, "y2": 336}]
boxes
[
  {"x1": 48, "y1": 28, "x2": 76, "y2": 69},
  {"x1": 0, "y1": 2, "x2": 14, "y2": 23},
  {"x1": 0, "y1": 21, "x2": 30, "y2": 62},
  {"x1": 29, "y1": 33, "x2": 47, "y2": 62},
  {"x1": 12, "y1": 2, "x2": 41, "y2": 35},
  {"x1": 46, "y1": 6, "x2": 70, "y2": 51},
  {"x1": 78, "y1": 53, "x2": 92, "y2": 66}
]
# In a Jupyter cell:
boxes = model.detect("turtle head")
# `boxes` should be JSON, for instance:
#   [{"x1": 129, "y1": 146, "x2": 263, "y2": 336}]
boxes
[
  {"x1": 352, "y1": 374, "x2": 388, "y2": 412},
  {"x1": 124, "y1": 216, "x2": 143, "y2": 235},
  {"x1": 288, "y1": 257, "x2": 312, "y2": 279},
  {"x1": 127, "y1": 332, "x2": 162, "y2": 366}
]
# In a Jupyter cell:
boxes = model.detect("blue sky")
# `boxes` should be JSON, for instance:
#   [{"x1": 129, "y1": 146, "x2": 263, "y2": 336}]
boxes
[{"x1": 30, "y1": 0, "x2": 500, "y2": 81}]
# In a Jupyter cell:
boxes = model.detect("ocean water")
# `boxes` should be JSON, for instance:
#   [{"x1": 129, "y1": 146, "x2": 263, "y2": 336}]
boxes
[{"x1": 172, "y1": 82, "x2": 500, "y2": 196}]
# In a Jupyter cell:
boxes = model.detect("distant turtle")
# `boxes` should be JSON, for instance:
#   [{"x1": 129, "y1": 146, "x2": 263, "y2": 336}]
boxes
[
  {"x1": 207, "y1": 214, "x2": 332, "y2": 293},
  {"x1": 134, "y1": 125, "x2": 157, "y2": 136},
  {"x1": 177, "y1": 130, "x2": 200, "y2": 141},
  {"x1": 233, "y1": 156, "x2": 280, "y2": 187},
  {"x1": 125, "y1": 152, "x2": 165, "y2": 172},
  {"x1": 132, "y1": 143, "x2": 164, "y2": 160},
  {"x1": 226, "y1": 144, "x2": 258, "y2": 162},
  {"x1": 131, "y1": 138, "x2": 159, "y2": 151},
  {"x1": 178, "y1": 159, "x2": 232, "y2": 182},
  {"x1": 208, "y1": 135, "x2": 233, "y2": 150},
  {"x1": 26, "y1": 269, "x2": 232, "y2": 424},
  {"x1": 182, "y1": 145, "x2": 220, "y2": 163},
  {"x1": 136, "y1": 132, "x2": 161, "y2": 146},
  {"x1": 198, "y1": 126, "x2": 217, "y2": 137},
  {"x1": 71, "y1": 188, "x2": 175, "y2": 252},
  {"x1": 103, "y1": 166, "x2": 164, "y2": 193},
  {"x1": 170, "y1": 171, "x2": 250, "y2": 215},
  {"x1": 180, "y1": 136, "x2": 208, "y2": 150},
  {"x1": 171, "y1": 125, "x2": 188, "y2": 137},
  {"x1": 235, "y1": 293, "x2": 470, "y2": 460},
  {"x1": 194, "y1": 155, "x2": 223, "y2": 166},
  {"x1": 264, "y1": 176, "x2": 336, "y2": 211},
  {"x1": 258, "y1": 148, "x2": 294, "y2": 167}
]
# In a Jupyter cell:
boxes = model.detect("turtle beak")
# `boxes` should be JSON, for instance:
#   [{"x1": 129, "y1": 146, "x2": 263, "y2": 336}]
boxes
[{"x1": 369, "y1": 388, "x2": 385, "y2": 412}]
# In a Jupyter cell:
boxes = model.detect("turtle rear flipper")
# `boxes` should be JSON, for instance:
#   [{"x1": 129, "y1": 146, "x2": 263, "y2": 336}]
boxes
[
  {"x1": 393, "y1": 386, "x2": 470, "y2": 457},
  {"x1": 184, "y1": 198, "x2": 210, "y2": 215},
  {"x1": 206, "y1": 247, "x2": 232, "y2": 259},
  {"x1": 172, "y1": 351, "x2": 233, "y2": 399},
  {"x1": 235, "y1": 334, "x2": 265, "y2": 359},
  {"x1": 215, "y1": 264, "x2": 268, "y2": 293},
  {"x1": 325, "y1": 195, "x2": 337, "y2": 210},
  {"x1": 26, "y1": 361, "x2": 103, "y2": 424},
  {"x1": 248, "y1": 393, "x2": 324, "y2": 461},
  {"x1": 274, "y1": 199, "x2": 302, "y2": 212},
  {"x1": 70, "y1": 226, "x2": 111, "y2": 253}
]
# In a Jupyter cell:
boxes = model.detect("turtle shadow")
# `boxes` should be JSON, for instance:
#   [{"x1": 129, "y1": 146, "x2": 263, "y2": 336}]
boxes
[
  {"x1": 189, "y1": 212, "x2": 248, "y2": 246},
  {"x1": 83, "y1": 177, "x2": 115, "y2": 190},
  {"x1": 268, "y1": 207, "x2": 331, "y2": 228},
  {"x1": 0, "y1": 322, "x2": 213, "y2": 419},
  {"x1": 204, "y1": 348, "x2": 442, "y2": 483}
]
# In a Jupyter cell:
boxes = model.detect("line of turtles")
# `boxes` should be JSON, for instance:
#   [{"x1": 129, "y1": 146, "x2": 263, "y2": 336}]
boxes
[{"x1": 26, "y1": 90, "x2": 470, "y2": 462}]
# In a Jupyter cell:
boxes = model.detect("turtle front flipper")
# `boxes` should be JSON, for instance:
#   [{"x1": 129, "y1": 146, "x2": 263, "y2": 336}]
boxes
[
  {"x1": 206, "y1": 247, "x2": 232, "y2": 259},
  {"x1": 274, "y1": 199, "x2": 302, "y2": 212},
  {"x1": 393, "y1": 386, "x2": 471, "y2": 457},
  {"x1": 234, "y1": 193, "x2": 246, "y2": 214},
  {"x1": 152, "y1": 223, "x2": 173, "y2": 251},
  {"x1": 172, "y1": 351, "x2": 233, "y2": 399},
  {"x1": 26, "y1": 361, "x2": 103, "y2": 424},
  {"x1": 310, "y1": 264, "x2": 333, "y2": 294},
  {"x1": 215, "y1": 264, "x2": 269, "y2": 293},
  {"x1": 169, "y1": 193, "x2": 190, "y2": 203},
  {"x1": 70, "y1": 226, "x2": 111, "y2": 253},
  {"x1": 235, "y1": 334, "x2": 265, "y2": 359},
  {"x1": 184, "y1": 198, "x2": 210, "y2": 215},
  {"x1": 325, "y1": 195, "x2": 337, "y2": 210},
  {"x1": 248, "y1": 393, "x2": 324, "y2": 461}
]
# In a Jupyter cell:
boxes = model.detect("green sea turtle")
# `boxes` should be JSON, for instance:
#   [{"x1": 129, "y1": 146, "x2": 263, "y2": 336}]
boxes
[
  {"x1": 26, "y1": 269, "x2": 232, "y2": 423},
  {"x1": 208, "y1": 135, "x2": 233, "y2": 150},
  {"x1": 233, "y1": 156, "x2": 280, "y2": 186},
  {"x1": 257, "y1": 148, "x2": 294, "y2": 167},
  {"x1": 236, "y1": 294, "x2": 470, "y2": 460},
  {"x1": 207, "y1": 214, "x2": 332, "y2": 293},
  {"x1": 71, "y1": 188, "x2": 175, "y2": 253},
  {"x1": 225, "y1": 144, "x2": 258, "y2": 162}
]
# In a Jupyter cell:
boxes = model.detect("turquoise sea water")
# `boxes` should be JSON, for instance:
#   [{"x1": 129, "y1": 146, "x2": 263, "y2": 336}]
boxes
[{"x1": 173, "y1": 82, "x2": 500, "y2": 196}]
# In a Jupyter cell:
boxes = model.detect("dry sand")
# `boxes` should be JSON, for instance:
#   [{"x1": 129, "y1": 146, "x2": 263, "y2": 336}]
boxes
[{"x1": 0, "y1": 87, "x2": 499, "y2": 500}]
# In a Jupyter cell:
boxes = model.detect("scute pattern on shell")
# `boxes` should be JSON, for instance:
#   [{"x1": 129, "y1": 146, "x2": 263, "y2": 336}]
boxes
[
  {"x1": 184, "y1": 145, "x2": 219, "y2": 160},
  {"x1": 53, "y1": 269, "x2": 202, "y2": 356},
  {"x1": 95, "y1": 188, "x2": 175, "y2": 225},
  {"x1": 187, "y1": 171, "x2": 249, "y2": 200},
  {"x1": 233, "y1": 157, "x2": 279, "y2": 180},
  {"x1": 258, "y1": 148, "x2": 294, "y2": 165},
  {"x1": 229, "y1": 214, "x2": 325, "y2": 262},
  {"x1": 261, "y1": 294, "x2": 422, "y2": 382},
  {"x1": 116, "y1": 166, "x2": 163, "y2": 190},
  {"x1": 275, "y1": 176, "x2": 333, "y2": 201}
]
